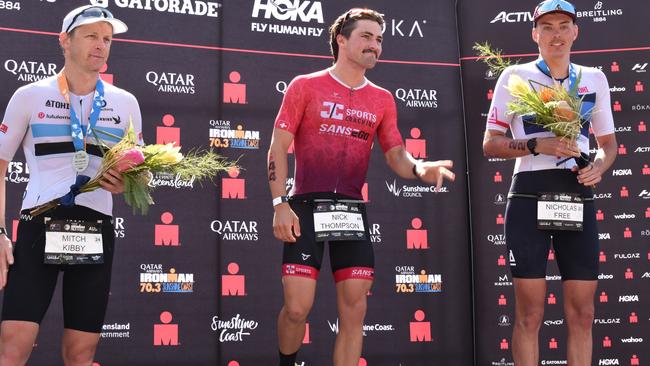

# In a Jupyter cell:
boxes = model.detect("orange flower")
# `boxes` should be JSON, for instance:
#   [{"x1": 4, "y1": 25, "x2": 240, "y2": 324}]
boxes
[
  {"x1": 539, "y1": 88, "x2": 556, "y2": 103},
  {"x1": 554, "y1": 100, "x2": 575, "y2": 121}
]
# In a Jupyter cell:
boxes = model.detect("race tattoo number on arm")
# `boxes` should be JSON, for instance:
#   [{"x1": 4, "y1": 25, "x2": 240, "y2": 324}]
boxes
[{"x1": 508, "y1": 140, "x2": 526, "y2": 151}]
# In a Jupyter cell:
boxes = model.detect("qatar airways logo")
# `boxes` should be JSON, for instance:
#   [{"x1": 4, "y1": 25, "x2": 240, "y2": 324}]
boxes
[
  {"x1": 395, "y1": 88, "x2": 438, "y2": 108},
  {"x1": 90, "y1": 0, "x2": 221, "y2": 17},
  {"x1": 146, "y1": 71, "x2": 195, "y2": 95},
  {"x1": 4, "y1": 59, "x2": 58, "y2": 82},
  {"x1": 211, "y1": 220, "x2": 259, "y2": 241},
  {"x1": 487, "y1": 233, "x2": 506, "y2": 245}
]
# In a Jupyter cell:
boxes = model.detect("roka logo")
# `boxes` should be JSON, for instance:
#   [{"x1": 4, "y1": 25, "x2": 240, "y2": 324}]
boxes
[{"x1": 252, "y1": 0, "x2": 324, "y2": 23}]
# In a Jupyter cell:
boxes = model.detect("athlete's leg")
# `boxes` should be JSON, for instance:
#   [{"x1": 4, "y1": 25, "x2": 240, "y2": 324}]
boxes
[
  {"x1": 61, "y1": 329, "x2": 100, "y2": 366},
  {"x1": 512, "y1": 278, "x2": 546, "y2": 366},
  {"x1": 278, "y1": 276, "x2": 317, "y2": 357},
  {"x1": 563, "y1": 280, "x2": 597, "y2": 366},
  {"x1": 0, "y1": 321, "x2": 39, "y2": 365},
  {"x1": 334, "y1": 278, "x2": 372, "y2": 366}
]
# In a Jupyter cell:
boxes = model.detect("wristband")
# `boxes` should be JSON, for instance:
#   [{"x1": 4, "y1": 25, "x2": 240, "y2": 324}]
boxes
[
  {"x1": 272, "y1": 195, "x2": 289, "y2": 207},
  {"x1": 412, "y1": 163, "x2": 420, "y2": 179}
]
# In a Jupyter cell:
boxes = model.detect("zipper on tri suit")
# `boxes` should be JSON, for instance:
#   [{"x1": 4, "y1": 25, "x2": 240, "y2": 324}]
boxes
[{"x1": 334, "y1": 87, "x2": 352, "y2": 194}]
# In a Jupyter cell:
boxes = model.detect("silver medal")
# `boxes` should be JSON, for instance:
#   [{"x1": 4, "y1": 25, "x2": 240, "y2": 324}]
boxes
[{"x1": 72, "y1": 150, "x2": 90, "y2": 172}]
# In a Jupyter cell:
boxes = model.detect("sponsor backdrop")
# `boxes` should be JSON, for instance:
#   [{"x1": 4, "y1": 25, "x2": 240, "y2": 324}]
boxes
[
  {"x1": 0, "y1": 1, "x2": 646, "y2": 366},
  {"x1": 459, "y1": 1, "x2": 650, "y2": 366}
]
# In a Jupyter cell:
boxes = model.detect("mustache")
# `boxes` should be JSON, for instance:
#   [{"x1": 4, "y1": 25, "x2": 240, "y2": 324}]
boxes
[{"x1": 363, "y1": 49, "x2": 378, "y2": 57}]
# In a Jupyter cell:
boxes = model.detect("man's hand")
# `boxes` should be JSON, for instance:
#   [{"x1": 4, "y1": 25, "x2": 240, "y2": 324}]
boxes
[
  {"x1": 536, "y1": 137, "x2": 581, "y2": 158},
  {"x1": 0, "y1": 234, "x2": 14, "y2": 290},
  {"x1": 99, "y1": 168, "x2": 125, "y2": 194},
  {"x1": 573, "y1": 161, "x2": 602, "y2": 187},
  {"x1": 417, "y1": 160, "x2": 455, "y2": 189},
  {"x1": 273, "y1": 203, "x2": 301, "y2": 243}
]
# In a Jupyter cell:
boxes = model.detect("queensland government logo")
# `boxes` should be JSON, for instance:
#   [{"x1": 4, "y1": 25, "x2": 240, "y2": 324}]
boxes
[
  {"x1": 5, "y1": 161, "x2": 29, "y2": 184},
  {"x1": 148, "y1": 172, "x2": 195, "y2": 189},
  {"x1": 209, "y1": 120, "x2": 260, "y2": 149},
  {"x1": 139, "y1": 264, "x2": 194, "y2": 293},
  {"x1": 100, "y1": 322, "x2": 131, "y2": 339},
  {"x1": 395, "y1": 265, "x2": 442, "y2": 293}
]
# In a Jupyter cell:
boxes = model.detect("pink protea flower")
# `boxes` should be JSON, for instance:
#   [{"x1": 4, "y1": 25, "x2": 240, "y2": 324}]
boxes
[{"x1": 114, "y1": 148, "x2": 145, "y2": 172}]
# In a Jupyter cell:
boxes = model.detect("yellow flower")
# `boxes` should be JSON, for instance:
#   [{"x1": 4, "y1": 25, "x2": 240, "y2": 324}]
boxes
[{"x1": 506, "y1": 74, "x2": 531, "y2": 96}]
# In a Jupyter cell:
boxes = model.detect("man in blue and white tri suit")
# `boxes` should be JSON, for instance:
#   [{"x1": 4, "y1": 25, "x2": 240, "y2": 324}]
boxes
[
  {"x1": 0, "y1": 5, "x2": 142, "y2": 365},
  {"x1": 483, "y1": 1, "x2": 617, "y2": 365}
]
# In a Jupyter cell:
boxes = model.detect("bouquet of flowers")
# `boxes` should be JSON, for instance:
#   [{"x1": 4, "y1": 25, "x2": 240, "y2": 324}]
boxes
[
  {"x1": 31, "y1": 121, "x2": 236, "y2": 216},
  {"x1": 475, "y1": 42, "x2": 593, "y2": 168}
]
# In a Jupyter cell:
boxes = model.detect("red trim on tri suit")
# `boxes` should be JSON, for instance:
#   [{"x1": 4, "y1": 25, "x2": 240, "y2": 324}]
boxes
[
  {"x1": 282, "y1": 264, "x2": 319, "y2": 280},
  {"x1": 334, "y1": 267, "x2": 374, "y2": 283}
]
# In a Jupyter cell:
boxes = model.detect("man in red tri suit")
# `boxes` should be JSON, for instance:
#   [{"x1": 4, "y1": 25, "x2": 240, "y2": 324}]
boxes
[{"x1": 268, "y1": 8, "x2": 456, "y2": 366}]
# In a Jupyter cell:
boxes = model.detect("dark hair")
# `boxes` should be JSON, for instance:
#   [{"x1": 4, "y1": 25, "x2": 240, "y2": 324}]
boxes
[{"x1": 329, "y1": 8, "x2": 384, "y2": 62}]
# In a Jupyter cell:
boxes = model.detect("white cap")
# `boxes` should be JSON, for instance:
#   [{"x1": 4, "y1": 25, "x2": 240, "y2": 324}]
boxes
[{"x1": 61, "y1": 5, "x2": 128, "y2": 34}]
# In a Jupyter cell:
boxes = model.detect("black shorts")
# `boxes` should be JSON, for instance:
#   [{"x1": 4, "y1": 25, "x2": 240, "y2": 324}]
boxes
[
  {"x1": 2, "y1": 205, "x2": 115, "y2": 333},
  {"x1": 281, "y1": 193, "x2": 374, "y2": 283},
  {"x1": 504, "y1": 169, "x2": 599, "y2": 280}
]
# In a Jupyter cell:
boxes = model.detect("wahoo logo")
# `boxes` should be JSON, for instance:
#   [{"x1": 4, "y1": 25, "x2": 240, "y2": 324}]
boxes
[
  {"x1": 613, "y1": 213, "x2": 635, "y2": 219},
  {"x1": 621, "y1": 337, "x2": 643, "y2": 343}
]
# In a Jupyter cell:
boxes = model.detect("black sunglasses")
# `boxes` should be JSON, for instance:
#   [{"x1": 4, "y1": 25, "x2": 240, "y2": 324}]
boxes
[{"x1": 65, "y1": 7, "x2": 114, "y2": 33}]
